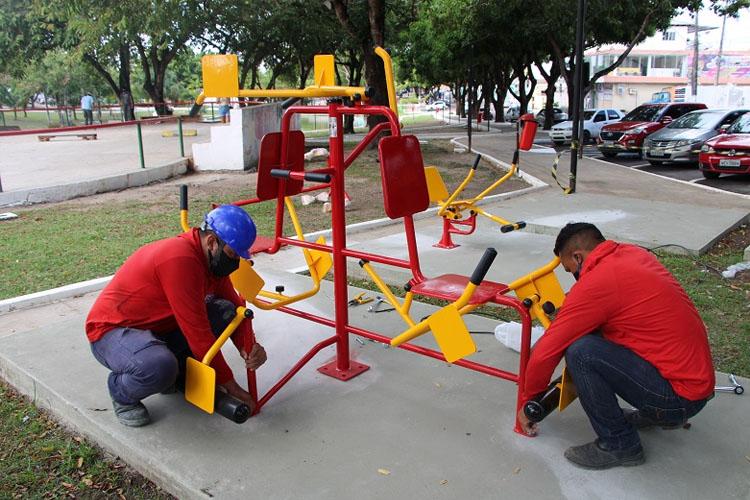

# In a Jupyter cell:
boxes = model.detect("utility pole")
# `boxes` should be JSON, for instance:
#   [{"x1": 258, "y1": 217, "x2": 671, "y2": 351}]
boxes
[
  {"x1": 691, "y1": 11, "x2": 699, "y2": 97},
  {"x1": 568, "y1": 0, "x2": 587, "y2": 194},
  {"x1": 715, "y1": 12, "x2": 727, "y2": 86}
]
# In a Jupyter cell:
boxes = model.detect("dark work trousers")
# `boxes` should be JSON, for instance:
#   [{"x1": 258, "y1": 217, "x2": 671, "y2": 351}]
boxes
[
  {"x1": 565, "y1": 335, "x2": 710, "y2": 451},
  {"x1": 83, "y1": 109, "x2": 94, "y2": 125},
  {"x1": 90, "y1": 296, "x2": 238, "y2": 405}
]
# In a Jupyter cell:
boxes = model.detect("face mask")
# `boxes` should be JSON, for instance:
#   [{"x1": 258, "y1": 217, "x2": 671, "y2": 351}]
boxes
[
  {"x1": 209, "y1": 241, "x2": 240, "y2": 277},
  {"x1": 572, "y1": 256, "x2": 583, "y2": 281}
]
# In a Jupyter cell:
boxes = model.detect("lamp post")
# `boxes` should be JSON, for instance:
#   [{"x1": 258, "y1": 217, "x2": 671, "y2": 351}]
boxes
[{"x1": 569, "y1": 0, "x2": 587, "y2": 194}]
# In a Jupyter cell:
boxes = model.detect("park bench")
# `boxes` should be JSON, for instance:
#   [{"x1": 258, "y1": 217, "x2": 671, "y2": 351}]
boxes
[{"x1": 37, "y1": 133, "x2": 97, "y2": 142}]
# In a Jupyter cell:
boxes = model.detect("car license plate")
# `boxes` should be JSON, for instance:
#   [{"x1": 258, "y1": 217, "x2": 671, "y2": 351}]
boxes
[
  {"x1": 719, "y1": 159, "x2": 741, "y2": 167},
  {"x1": 601, "y1": 141, "x2": 614, "y2": 147},
  {"x1": 650, "y1": 149, "x2": 667, "y2": 157}
]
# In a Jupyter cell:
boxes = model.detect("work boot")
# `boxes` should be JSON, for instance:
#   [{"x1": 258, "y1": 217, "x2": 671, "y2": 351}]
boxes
[
  {"x1": 112, "y1": 399, "x2": 151, "y2": 427},
  {"x1": 623, "y1": 408, "x2": 684, "y2": 430},
  {"x1": 564, "y1": 440, "x2": 645, "y2": 470}
]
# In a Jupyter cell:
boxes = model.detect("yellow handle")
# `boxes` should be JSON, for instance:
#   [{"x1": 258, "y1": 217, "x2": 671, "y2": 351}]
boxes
[
  {"x1": 180, "y1": 210, "x2": 190, "y2": 233},
  {"x1": 201, "y1": 306, "x2": 247, "y2": 365},
  {"x1": 374, "y1": 47, "x2": 398, "y2": 117},
  {"x1": 507, "y1": 256, "x2": 561, "y2": 291}
]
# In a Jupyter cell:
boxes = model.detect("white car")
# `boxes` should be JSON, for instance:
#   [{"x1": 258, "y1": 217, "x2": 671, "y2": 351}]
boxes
[{"x1": 549, "y1": 108, "x2": 624, "y2": 145}]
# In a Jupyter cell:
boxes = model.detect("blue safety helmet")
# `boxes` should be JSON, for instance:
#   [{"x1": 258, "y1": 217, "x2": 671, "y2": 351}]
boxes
[{"x1": 202, "y1": 205, "x2": 256, "y2": 259}]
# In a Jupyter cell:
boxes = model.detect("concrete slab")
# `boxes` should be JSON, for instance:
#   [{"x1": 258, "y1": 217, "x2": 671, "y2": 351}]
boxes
[{"x1": 1, "y1": 272, "x2": 748, "y2": 500}]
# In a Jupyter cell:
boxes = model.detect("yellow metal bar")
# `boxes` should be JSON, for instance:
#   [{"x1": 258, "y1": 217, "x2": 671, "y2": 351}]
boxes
[
  {"x1": 438, "y1": 168, "x2": 476, "y2": 217},
  {"x1": 195, "y1": 92, "x2": 205, "y2": 106},
  {"x1": 472, "y1": 207, "x2": 512, "y2": 226},
  {"x1": 180, "y1": 209, "x2": 190, "y2": 233},
  {"x1": 252, "y1": 285, "x2": 320, "y2": 310},
  {"x1": 473, "y1": 163, "x2": 517, "y2": 202},
  {"x1": 238, "y1": 86, "x2": 367, "y2": 100},
  {"x1": 201, "y1": 306, "x2": 246, "y2": 364},
  {"x1": 454, "y1": 282, "x2": 478, "y2": 309},
  {"x1": 374, "y1": 46, "x2": 398, "y2": 117},
  {"x1": 361, "y1": 262, "x2": 416, "y2": 327},
  {"x1": 391, "y1": 318, "x2": 431, "y2": 346},
  {"x1": 507, "y1": 257, "x2": 561, "y2": 291}
]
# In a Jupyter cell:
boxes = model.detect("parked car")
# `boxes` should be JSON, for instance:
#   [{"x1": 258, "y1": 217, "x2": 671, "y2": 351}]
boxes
[
  {"x1": 548, "y1": 108, "x2": 624, "y2": 145},
  {"x1": 535, "y1": 107, "x2": 568, "y2": 127},
  {"x1": 505, "y1": 105, "x2": 520, "y2": 122},
  {"x1": 425, "y1": 100, "x2": 447, "y2": 111},
  {"x1": 597, "y1": 102, "x2": 707, "y2": 158},
  {"x1": 698, "y1": 112, "x2": 750, "y2": 179},
  {"x1": 644, "y1": 109, "x2": 750, "y2": 166}
]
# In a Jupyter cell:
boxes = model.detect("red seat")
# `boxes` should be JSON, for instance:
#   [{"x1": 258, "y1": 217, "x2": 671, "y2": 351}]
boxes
[
  {"x1": 410, "y1": 274, "x2": 508, "y2": 305},
  {"x1": 249, "y1": 235, "x2": 278, "y2": 255}
]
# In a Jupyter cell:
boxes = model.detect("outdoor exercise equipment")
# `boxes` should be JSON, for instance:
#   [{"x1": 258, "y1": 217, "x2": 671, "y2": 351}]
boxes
[
  {"x1": 424, "y1": 113, "x2": 538, "y2": 249},
  {"x1": 179, "y1": 46, "x2": 574, "y2": 433},
  {"x1": 188, "y1": 48, "x2": 398, "y2": 118}
]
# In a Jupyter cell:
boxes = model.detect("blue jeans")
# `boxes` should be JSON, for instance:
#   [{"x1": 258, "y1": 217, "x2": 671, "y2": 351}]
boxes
[
  {"x1": 565, "y1": 335, "x2": 709, "y2": 451},
  {"x1": 90, "y1": 297, "x2": 237, "y2": 405}
]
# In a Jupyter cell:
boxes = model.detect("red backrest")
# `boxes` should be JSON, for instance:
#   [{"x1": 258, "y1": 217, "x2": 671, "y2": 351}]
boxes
[
  {"x1": 378, "y1": 135, "x2": 430, "y2": 219},
  {"x1": 256, "y1": 130, "x2": 305, "y2": 201}
]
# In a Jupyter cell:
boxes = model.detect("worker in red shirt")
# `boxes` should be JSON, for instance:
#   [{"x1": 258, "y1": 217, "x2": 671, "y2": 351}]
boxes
[
  {"x1": 517, "y1": 222, "x2": 714, "y2": 469},
  {"x1": 86, "y1": 205, "x2": 267, "y2": 427}
]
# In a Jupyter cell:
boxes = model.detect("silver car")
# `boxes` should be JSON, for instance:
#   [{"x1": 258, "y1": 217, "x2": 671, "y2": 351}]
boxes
[{"x1": 643, "y1": 109, "x2": 749, "y2": 165}]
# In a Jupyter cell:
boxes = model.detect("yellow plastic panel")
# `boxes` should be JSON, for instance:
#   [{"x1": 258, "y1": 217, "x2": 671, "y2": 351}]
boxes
[
  {"x1": 185, "y1": 357, "x2": 216, "y2": 414},
  {"x1": 424, "y1": 166, "x2": 449, "y2": 203},
  {"x1": 230, "y1": 260, "x2": 265, "y2": 301},
  {"x1": 314, "y1": 55, "x2": 336, "y2": 87},
  {"x1": 309, "y1": 236, "x2": 332, "y2": 281},
  {"x1": 513, "y1": 272, "x2": 566, "y2": 323},
  {"x1": 558, "y1": 366, "x2": 578, "y2": 411},
  {"x1": 202, "y1": 54, "x2": 239, "y2": 97},
  {"x1": 428, "y1": 305, "x2": 476, "y2": 363}
]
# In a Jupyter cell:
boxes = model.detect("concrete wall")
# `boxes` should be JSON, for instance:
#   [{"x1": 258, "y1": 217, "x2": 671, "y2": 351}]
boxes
[{"x1": 192, "y1": 103, "x2": 300, "y2": 171}]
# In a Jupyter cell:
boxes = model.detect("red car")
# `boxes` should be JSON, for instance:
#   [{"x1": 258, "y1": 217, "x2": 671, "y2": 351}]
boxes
[
  {"x1": 597, "y1": 102, "x2": 707, "y2": 158},
  {"x1": 699, "y1": 112, "x2": 750, "y2": 179}
]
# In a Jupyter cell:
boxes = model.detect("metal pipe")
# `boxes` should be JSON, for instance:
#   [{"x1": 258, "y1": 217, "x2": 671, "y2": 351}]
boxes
[
  {"x1": 178, "y1": 116, "x2": 184, "y2": 157},
  {"x1": 136, "y1": 122, "x2": 145, "y2": 169}
]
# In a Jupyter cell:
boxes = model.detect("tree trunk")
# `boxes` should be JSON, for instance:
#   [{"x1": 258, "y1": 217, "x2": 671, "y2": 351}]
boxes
[{"x1": 537, "y1": 59, "x2": 561, "y2": 130}]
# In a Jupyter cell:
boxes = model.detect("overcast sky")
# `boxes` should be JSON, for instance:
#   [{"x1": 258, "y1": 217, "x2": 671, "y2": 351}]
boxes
[{"x1": 672, "y1": 6, "x2": 750, "y2": 50}]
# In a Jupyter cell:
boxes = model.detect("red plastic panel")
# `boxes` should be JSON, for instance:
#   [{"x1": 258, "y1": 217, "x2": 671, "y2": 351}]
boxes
[
  {"x1": 378, "y1": 135, "x2": 430, "y2": 219},
  {"x1": 410, "y1": 274, "x2": 508, "y2": 305},
  {"x1": 256, "y1": 130, "x2": 305, "y2": 201}
]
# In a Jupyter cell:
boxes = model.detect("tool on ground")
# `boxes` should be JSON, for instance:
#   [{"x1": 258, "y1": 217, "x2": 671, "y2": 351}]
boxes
[
  {"x1": 348, "y1": 292, "x2": 373, "y2": 307},
  {"x1": 368, "y1": 296, "x2": 395, "y2": 313},
  {"x1": 715, "y1": 373, "x2": 744, "y2": 395},
  {"x1": 214, "y1": 391, "x2": 251, "y2": 423},
  {"x1": 185, "y1": 306, "x2": 254, "y2": 414}
]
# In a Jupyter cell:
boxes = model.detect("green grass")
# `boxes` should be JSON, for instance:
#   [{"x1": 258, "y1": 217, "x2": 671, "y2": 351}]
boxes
[
  {"x1": 0, "y1": 192, "x2": 280, "y2": 300},
  {"x1": 0, "y1": 381, "x2": 172, "y2": 498},
  {"x1": 655, "y1": 247, "x2": 750, "y2": 378}
]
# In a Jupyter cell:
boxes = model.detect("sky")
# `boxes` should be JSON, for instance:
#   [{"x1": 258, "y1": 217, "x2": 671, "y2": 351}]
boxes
[{"x1": 672, "y1": 6, "x2": 750, "y2": 51}]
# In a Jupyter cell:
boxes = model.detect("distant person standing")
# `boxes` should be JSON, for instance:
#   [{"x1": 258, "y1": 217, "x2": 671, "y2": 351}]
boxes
[
  {"x1": 81, "y1": 92, "x2": 95, "y2": 125},
  {"x1": 218, "y1": 97, "x2": 231, "y2": 123},
  {"x1": 120, "y1": 90, "x2": 135, "y2": 121}
]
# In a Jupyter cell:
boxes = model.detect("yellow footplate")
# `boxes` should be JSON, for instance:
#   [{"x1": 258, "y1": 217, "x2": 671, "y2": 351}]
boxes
[
  {"x1": 185, "y1": 357, "x2": 217, "y2": 414},
  {"x1": 428, "y1": 305, "x2": 476, "y2": 363}
]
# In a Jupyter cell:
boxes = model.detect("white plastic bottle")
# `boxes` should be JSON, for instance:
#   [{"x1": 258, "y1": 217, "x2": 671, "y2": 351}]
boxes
[{"x1": 494, "y1": 321, "x2": 545, "y2": 353}]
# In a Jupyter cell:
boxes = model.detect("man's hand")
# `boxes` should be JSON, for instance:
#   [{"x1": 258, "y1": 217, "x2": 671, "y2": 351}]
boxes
[
  {"x1": 517, "y1": 407, "x2": 539, "y2": 437},
  {"x1": 219, "y1": 379, "x2": 255, "y2": 413},
  {"x1": 241, "y1": 343, "x2": 267, "y2": 371}
]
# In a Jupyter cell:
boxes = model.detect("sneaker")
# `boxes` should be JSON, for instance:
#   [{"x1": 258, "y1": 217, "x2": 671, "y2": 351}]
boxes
[
  {"x1": 112, "y1": 399, "x2": 151, "y2": 427},
  {"x1": 564, "y1": 440, "x2": 645, "y2": 470},
  {"x1": 623, "y1": 408, "x2": 684, "y2": 430}
]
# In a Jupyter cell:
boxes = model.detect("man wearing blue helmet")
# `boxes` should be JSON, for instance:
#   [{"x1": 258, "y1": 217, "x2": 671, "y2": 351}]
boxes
[{"x1": 86, "y1": 205, "x2": 267, "y2": 427}]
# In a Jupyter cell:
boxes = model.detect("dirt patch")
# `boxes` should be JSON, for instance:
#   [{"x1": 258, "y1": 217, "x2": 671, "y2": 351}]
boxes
[
  {"x1": 30, "y1": 138, "x2": 530, "y2": 234},
  {"x1": 709, "y1": 222, "x2": 750, "y2": 284}
]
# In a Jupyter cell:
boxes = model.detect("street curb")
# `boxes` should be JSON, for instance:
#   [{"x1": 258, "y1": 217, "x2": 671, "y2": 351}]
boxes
[
  {"x1": 0, "y1": 159, "x2": 189, "y2": 207},
  {"x1": 0, "y1": 277, "x2": 113, "y2": 314},
  {"x1": 0, "y1": 351, "x2": 192, "y2": 499},
  {"x1": 450, "y1": 137, "x2": 549, "y2": 188},
  {"x1": 528, "y1": 141, "x2": 750, "y2": 201}
]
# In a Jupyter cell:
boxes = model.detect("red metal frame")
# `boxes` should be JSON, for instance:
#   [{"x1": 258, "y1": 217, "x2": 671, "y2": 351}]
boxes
[
  {"x1": 232, "y1": 101, "x2": 533, "y2": 435},
  {"x1": 434, "y1": 213, "x2": 478, "y2": 249}
]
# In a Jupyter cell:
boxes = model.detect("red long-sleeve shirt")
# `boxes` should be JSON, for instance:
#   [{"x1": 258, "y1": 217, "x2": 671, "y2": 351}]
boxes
[
  {"x1": 86, "y1": 229, "x2": 249, "y2": 384},
  {"x1": 521, "y1": 241, "x2": 714, "y2": 403}
]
